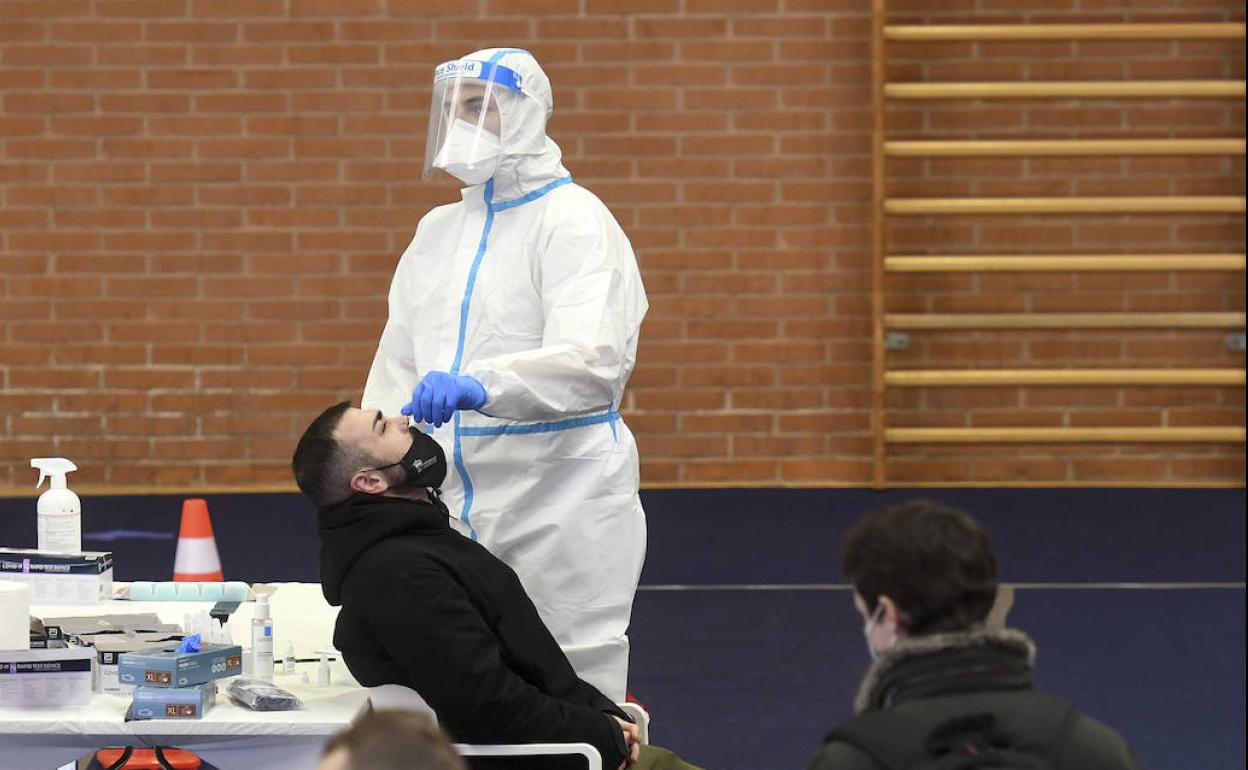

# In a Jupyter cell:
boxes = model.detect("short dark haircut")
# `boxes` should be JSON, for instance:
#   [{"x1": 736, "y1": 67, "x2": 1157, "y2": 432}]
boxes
[
  {"x1": 292, "y1": 401, "x2": 378, "y2": 509},
  {"x1": 841, "y1": 499, "x2": 998, "y2": 636},
  {"x1": 323, "y1": 709, "x2": 465, "y2": 770}
]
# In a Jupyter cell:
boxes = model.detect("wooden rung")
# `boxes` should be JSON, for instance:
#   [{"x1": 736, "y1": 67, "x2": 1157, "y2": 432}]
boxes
[
  {"x1": 884, "y1": 23, "x2": 1247, "y2": 41},
  {"x1": 884, "y1": 80, "x2": 1246, "y2": 99},
  {"x1": 885, "y1": 254, "x2": 1247, "y2": 272},
  {"x1": 885, "y1": 368, "x2": 1247, "y2": 386},
  {"x1": 884, "y1": 139, "x2": 1247, "y2": 156},
  {"x1": 884, "y1": 196, "x2": 1246, "y2": 215},
  {"x1": 886, "y1": 427, "x2": 1246, "y2": 443},
  {"x1": 885, "y1": 312, "x2": 1246, "y2": 329}
]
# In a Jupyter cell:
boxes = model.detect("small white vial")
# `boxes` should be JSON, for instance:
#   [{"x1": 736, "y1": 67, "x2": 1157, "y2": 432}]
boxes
[
  {"x1": 282, "y1": 640, "x2": 297, "y2": 676},
  {"x1": 317, "y1": 654, "x2": 331, "y2": 687}
]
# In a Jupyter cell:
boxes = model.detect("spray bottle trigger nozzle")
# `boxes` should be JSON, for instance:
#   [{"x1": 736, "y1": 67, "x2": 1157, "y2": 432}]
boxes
[{"x1": 31, "y1": 458, "x2": 78, "y2": 491}]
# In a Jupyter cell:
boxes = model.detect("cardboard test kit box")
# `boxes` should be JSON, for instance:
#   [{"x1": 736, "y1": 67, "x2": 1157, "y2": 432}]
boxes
[
  {"x1": 130, "y1": 682, "x2": 218, "y2": 720},
  {"x1": 0, "y1": 648, "x2": 94, "y2": 707},
  {"x1": 0, "y1": 548, "x2": 113, "y2": 605},
  {"x1": 118, "y1": 643, "x2": 243, "y2": 688}
]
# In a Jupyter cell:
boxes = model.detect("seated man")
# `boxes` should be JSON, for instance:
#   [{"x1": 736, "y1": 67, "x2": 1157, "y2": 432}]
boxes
[
  {"x1": 293, "y1": 403, "x2": 701, "y2": 770},
  {"x1": 808, "y1": 499, "x2": 1140, "y2": 770}
]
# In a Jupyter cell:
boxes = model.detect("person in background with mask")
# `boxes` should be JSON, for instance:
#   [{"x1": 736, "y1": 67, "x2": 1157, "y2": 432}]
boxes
[
  {"x1": 807, "y1": 500, "x2": 1140, "y2": 770},
  {"x1": 293, "y1": 403, "x2": 705, "y2": 770},
  {"x1": 362, "y1": 47, "x2": 648, "y2": 703}
]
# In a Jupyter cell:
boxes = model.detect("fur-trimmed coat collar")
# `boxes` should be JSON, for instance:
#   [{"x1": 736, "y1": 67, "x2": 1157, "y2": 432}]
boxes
[{"x1": 854, "y1": 627, "x2": 1037, "y2": 715}]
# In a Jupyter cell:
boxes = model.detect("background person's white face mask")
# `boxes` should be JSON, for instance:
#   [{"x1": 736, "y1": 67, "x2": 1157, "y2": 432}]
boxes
[
  {"x1": 433, "y1": 118, "x2": 502, "y2": 185},
  {"x1": 863, "y1": 603, "x2": 897, "y2": 662}
]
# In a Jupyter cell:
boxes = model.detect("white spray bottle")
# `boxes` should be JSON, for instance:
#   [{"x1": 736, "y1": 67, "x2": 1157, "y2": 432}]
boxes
[{"x1": 31, "y1": 458, "x2": 81, "y2": 553}]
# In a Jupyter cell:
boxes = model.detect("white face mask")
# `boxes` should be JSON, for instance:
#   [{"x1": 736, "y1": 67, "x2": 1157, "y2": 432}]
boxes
[
  {"x1": 863, "y1": 603, "x2": 897, "y2": 662},
  {"x1": 433, "y1": 118, "x2": 502, "y2": 185}
]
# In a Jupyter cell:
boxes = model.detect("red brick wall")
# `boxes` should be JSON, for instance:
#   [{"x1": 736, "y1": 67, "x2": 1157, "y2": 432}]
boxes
[{"x1": 0, "y1": 0, "x2": 1243, "y2": 490}]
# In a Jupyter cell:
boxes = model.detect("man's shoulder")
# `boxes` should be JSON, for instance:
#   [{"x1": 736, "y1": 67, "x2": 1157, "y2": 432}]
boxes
[
  {"x1": 813, "y1": 692, "x2": 1138, "y2": 770},
  {"x1": 807, "y1": 737, "x2": 875, "y2": 770},
  {"x1": 351, "y1": 529, "x2": 500, "y2": 584},
  {"x1": 417, "y1": 200, "x2": 464, "y2": 227},
  {"x1": 543, "y1": 181, "x2": 609, "y2": 216},
  {"x1": 1057, "y1": 709, "x2": 1140, "y2": 769},
  {"x1": 536, "y1": 183, "x2": 631, "y2": 250},
  {"x1": 345, "y1": 535, "x2": 448, "y2": 588}
]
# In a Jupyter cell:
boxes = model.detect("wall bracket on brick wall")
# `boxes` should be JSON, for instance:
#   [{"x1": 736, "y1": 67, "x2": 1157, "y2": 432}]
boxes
[{"x1": 884, "y1": 332, "x2": 910, "y2": 351}]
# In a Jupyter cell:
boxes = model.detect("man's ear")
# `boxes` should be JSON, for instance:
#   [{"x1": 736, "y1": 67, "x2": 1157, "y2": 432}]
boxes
[
  {"x1": 349, "y1": 469, "x2": 391, "y2": 496},
  {"x1": 877, "y1": 595, "x2": 906, "y2": 635}
]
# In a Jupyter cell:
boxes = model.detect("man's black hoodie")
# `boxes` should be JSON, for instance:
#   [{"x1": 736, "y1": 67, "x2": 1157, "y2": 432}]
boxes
[{"x1": 319, "y1": 492, "x2": 629, "y2": 767}]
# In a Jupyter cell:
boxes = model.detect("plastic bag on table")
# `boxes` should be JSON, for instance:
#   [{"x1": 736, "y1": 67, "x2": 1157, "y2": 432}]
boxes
[{"x1": 226, "y1": 678, "x2": 302, "y2": 711}]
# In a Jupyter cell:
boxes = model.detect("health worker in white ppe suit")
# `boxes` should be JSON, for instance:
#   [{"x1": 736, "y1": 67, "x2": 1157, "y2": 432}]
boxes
[{"x1": 362, "y1": 48, "x2": 648, "y2": 702}]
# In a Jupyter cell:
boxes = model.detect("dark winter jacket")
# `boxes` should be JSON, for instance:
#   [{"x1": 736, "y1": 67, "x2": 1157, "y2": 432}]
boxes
[
  {"x1": 807, "y1": 628, "x2": 1139, "y2": 770},
  {"x1": 319, "y1": 492, "x2": 629, "y2": 768}
]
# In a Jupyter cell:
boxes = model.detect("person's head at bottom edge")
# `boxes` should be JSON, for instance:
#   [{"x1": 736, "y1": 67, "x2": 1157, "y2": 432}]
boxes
[{"x1": 319, "y1": 708, "x2": 466, "y2": 770}]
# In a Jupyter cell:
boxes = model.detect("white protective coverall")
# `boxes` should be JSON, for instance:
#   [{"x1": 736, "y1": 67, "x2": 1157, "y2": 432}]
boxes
[{"x1": 362, "y1": 49, "x2": 648, "y2": 701}]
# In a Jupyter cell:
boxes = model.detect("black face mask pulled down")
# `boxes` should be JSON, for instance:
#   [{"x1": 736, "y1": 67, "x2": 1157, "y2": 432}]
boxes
[{"x1": 367, "y1": 427, "x2": 447, "y2": 491}]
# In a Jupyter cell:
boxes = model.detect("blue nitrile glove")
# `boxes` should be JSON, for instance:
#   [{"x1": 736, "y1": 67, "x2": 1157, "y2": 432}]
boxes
[
  {"x1": 401, "y1": 372, "x2": 487, "y2": 428},
  {"x1": 176, "y1": 634, "x2": 201, "y2": 653}
]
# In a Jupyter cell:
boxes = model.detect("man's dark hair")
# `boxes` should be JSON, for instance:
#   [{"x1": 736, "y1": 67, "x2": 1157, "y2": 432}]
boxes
[
  {"x1": 323, "y1": 709, "x2": 465, "y2": 770},
  {"x1": 292, "y1": 401, "x2": 378, "y2": 509},
  {"x1": 841, "y1": 499, "x2": 998, "y2": 636}
]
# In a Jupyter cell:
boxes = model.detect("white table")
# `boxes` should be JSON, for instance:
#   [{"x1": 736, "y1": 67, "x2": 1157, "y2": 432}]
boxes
[{"x1": 0, "y1": 583, "x2": 371, "y2": 770}]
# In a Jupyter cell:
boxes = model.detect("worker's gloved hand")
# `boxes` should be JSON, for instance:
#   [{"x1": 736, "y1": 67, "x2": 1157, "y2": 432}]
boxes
[{"x1": 401, "y1": 372, "x2": 487, "y2": 428}]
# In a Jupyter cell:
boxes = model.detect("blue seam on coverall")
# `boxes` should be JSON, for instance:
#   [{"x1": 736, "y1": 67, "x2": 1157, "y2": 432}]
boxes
[
  {"x1": 451, "y1": 411, "x2": 474, "y2": 540},
  {"x1": 448, "y1": 178, "x2": 497, "y2": 540},
  {"x1": 459, "y1": 410, "x2": 620, "y2": 437},
  {"x1": 490, "y1": 176, "x2": 573, "y2": 212}
]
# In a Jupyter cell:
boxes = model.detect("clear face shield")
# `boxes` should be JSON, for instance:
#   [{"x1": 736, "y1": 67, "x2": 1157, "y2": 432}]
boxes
[{"x1": 423, "y1": 59, "x2": 525, "y2": 184}]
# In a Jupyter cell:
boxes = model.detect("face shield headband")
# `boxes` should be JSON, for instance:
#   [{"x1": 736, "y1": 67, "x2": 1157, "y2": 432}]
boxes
[{"x1": 423, "y1": 59, "x2": 525, "y2": 183}]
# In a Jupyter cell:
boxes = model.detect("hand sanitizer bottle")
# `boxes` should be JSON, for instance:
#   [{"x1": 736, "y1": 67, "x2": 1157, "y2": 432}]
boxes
[
  {"x1": 31, "y1": 458, "x2": 81, "y2": 553},
  {"x1": 251, "y1": 594, "x2": 274, "y2": 681}
]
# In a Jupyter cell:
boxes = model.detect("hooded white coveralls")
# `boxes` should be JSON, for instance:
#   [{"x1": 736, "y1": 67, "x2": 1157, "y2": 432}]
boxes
[{"x1": 362, "y1": 49, "x2": 647, "y2": 701}]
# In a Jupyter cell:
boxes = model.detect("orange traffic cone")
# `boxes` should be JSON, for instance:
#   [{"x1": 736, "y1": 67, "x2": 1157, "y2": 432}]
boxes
[{"x1": 172, "y1": 499, "x2": 224, "y2": 582}]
